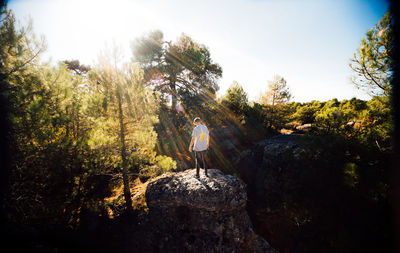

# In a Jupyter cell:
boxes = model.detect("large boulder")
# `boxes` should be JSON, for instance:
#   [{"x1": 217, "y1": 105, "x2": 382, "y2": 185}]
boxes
[
  {"x1": 234, "y1": 134, "x2": 318, "y2": 252},
  {"x1": 236, "y1": 134, "x2": 309, "y2": 204},
  {"x1": 143, "y1": 169, "x2": 278, "y2": 253}
]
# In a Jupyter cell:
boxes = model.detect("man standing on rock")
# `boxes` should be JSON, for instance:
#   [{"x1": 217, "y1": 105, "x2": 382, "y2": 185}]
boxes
[{"x1": 188, "y1": 117, "x2": 210, "y2": 178}]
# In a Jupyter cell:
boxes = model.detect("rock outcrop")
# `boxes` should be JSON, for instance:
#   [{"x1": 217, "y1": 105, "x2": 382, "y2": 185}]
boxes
[
  {"x1": 236, "y1": 134, "x2": 309, "y2": 208},
  {"x1": 143, "y1": 169, "x2": 278, "y2": 253},
  {"x1": 232, "y1": 134, "x2": 313, "y2": 251}
]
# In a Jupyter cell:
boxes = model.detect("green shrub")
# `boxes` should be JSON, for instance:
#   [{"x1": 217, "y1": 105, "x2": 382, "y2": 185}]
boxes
[{"x1": 138, "y1": 155, "x2": 176, "y2": 181}]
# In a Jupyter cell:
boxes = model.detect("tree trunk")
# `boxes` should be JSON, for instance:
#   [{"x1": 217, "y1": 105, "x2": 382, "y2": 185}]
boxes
[
  {"x1": 170, "y1": 82, "x2": 177, "y2": 111},
  {"x1": 271, "y1": 92, "x2": 276, "y2": 113},
  {"x1": 116, "y1": 90, "x2": 133, "y2": 213},
  {"x1": 170, "y1": 82, "x2": 179, "y2": 127},
  {"x1": 66, "y1": 107, "x2": 70, "y2": 137}
]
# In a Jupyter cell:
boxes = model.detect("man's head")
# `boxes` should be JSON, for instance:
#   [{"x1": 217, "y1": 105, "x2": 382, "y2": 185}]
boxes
[{"x1": 193, "y1": 117, "x2": 201, "y2": 126}]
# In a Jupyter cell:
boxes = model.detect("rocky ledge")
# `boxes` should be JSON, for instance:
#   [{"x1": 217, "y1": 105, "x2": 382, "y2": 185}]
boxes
[{"x1": 143, "y1": 169, "x2": 278, "y2": 253}]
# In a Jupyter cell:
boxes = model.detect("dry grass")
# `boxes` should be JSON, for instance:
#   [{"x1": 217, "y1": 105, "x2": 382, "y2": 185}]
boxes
[
  {"x1": 104, "y1": 172, "x2": 174, "y2": 218},
  {"x1": 280, "y1": 128, "x2": 294, "y2": 135}
]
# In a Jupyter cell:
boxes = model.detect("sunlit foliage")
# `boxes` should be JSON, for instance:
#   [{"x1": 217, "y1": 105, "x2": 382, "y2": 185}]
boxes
[
  {"x1": 87, "y1": 46, "x2": 159, "y2": 212},
  {"x1": 131, "y1": 30, "x2": 222, "y2": 110},
  {"x1": 260, "y1": 75, "x2": 292, "y2": 106},
  {"x1": 222, "y1": 81, "x2": 248, "y2": 115},
  {"x1": 2, "y1": 8, "x2": 165, "y2": 225},
  {"x1": 349, "y1": 11, "x2": 393, "y2": 96}
]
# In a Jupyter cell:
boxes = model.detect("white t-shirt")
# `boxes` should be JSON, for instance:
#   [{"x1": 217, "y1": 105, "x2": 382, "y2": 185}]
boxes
[{"x1": 192, "y1": 124, "x2": 209, "y2": 151}]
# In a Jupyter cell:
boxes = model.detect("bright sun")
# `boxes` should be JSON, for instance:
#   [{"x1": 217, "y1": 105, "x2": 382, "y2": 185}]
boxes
[{"x1": 27, "y1": 0, "x2": 159, "y2": 65}]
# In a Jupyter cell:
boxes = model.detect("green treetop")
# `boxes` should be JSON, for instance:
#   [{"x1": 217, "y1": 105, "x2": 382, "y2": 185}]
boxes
[
  {"x1": 131, "y1": 31, "x2": 222, "y2": 110},
  {"x1": 223, "y1": 81, "x2": 249, "y2": 115},
  {"x1": 350, "y1": 11, "x2": 393, "y2": 96},
  {"x1": 260, "y1": 75, "x2": 292, "y2": 107}
]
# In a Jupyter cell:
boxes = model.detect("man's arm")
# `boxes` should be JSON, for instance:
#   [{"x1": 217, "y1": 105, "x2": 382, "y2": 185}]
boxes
[
  {"x1": 189, "y1": 136, "x2": 197, "y2": 152},
  {"x1": 206, "y1": 134, "x2": 210, "y2": 149}
]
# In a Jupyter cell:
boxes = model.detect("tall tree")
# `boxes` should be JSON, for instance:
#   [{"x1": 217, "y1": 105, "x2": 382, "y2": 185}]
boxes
[
  {"x1": 131, "y1": 31, "x2": 222, "y2": 111},
  {"x1": 223, "y1": 81, "x2": 248, "y2": 114},
  {"x1": 349, "y1": 11, "x2": 393, "y2": 96},
  {"x1": 88, "y1": 46, "x2": 158, "y2": 213},
  {"x1": 0, "y1": 7, "x2": 59, "y2": 223},
  {"x1": 260, "y1": 75, "x2": 292, "y2": 107}
]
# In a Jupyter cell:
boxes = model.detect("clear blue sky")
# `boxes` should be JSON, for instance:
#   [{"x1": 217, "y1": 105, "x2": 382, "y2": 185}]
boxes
[{"x1": 8, "y1": 0, "x2": 390, "y2": 102}]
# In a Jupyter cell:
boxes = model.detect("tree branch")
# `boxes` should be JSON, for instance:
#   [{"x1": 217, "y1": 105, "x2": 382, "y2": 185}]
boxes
[
  {"x1": 360, "y1": 61, "x2": 386, "y2": 91},
  {"x1": 8, "y1": 46, "x2": 44, "y2": 75}
]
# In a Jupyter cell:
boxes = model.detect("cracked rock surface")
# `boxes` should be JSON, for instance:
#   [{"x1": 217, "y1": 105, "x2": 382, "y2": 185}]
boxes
[{"x1": 143, "y1": 169, "x2": 278, "y2": 253}]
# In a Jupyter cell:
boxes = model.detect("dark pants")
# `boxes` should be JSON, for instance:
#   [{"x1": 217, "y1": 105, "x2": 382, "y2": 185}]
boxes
[{"x1": 194, "y1": 150, "x2": 208, "y2": 175}]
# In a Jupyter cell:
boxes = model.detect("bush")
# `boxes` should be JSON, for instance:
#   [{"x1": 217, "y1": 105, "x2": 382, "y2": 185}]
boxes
[{"x1": 138, "y1": 155, "x2": 176, "y2": 181}]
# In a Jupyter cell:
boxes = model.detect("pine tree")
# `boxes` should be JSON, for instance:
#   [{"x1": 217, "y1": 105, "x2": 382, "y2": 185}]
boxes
[
  {"x1": 261, "y1": 75, "x2": 292, "y2": 107},
  {"x1": 223, "y1": 81, "x2": 248, "y2": 115},
  {"x1": 88, "y1": 46, "x2": 158, "y2": 212},
  {"x1": 349, "y1": 11, "x2": 393, "y2": 96},
  {"x1": 132, "y1": 31, "x2": 222, "y2": 111}
]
